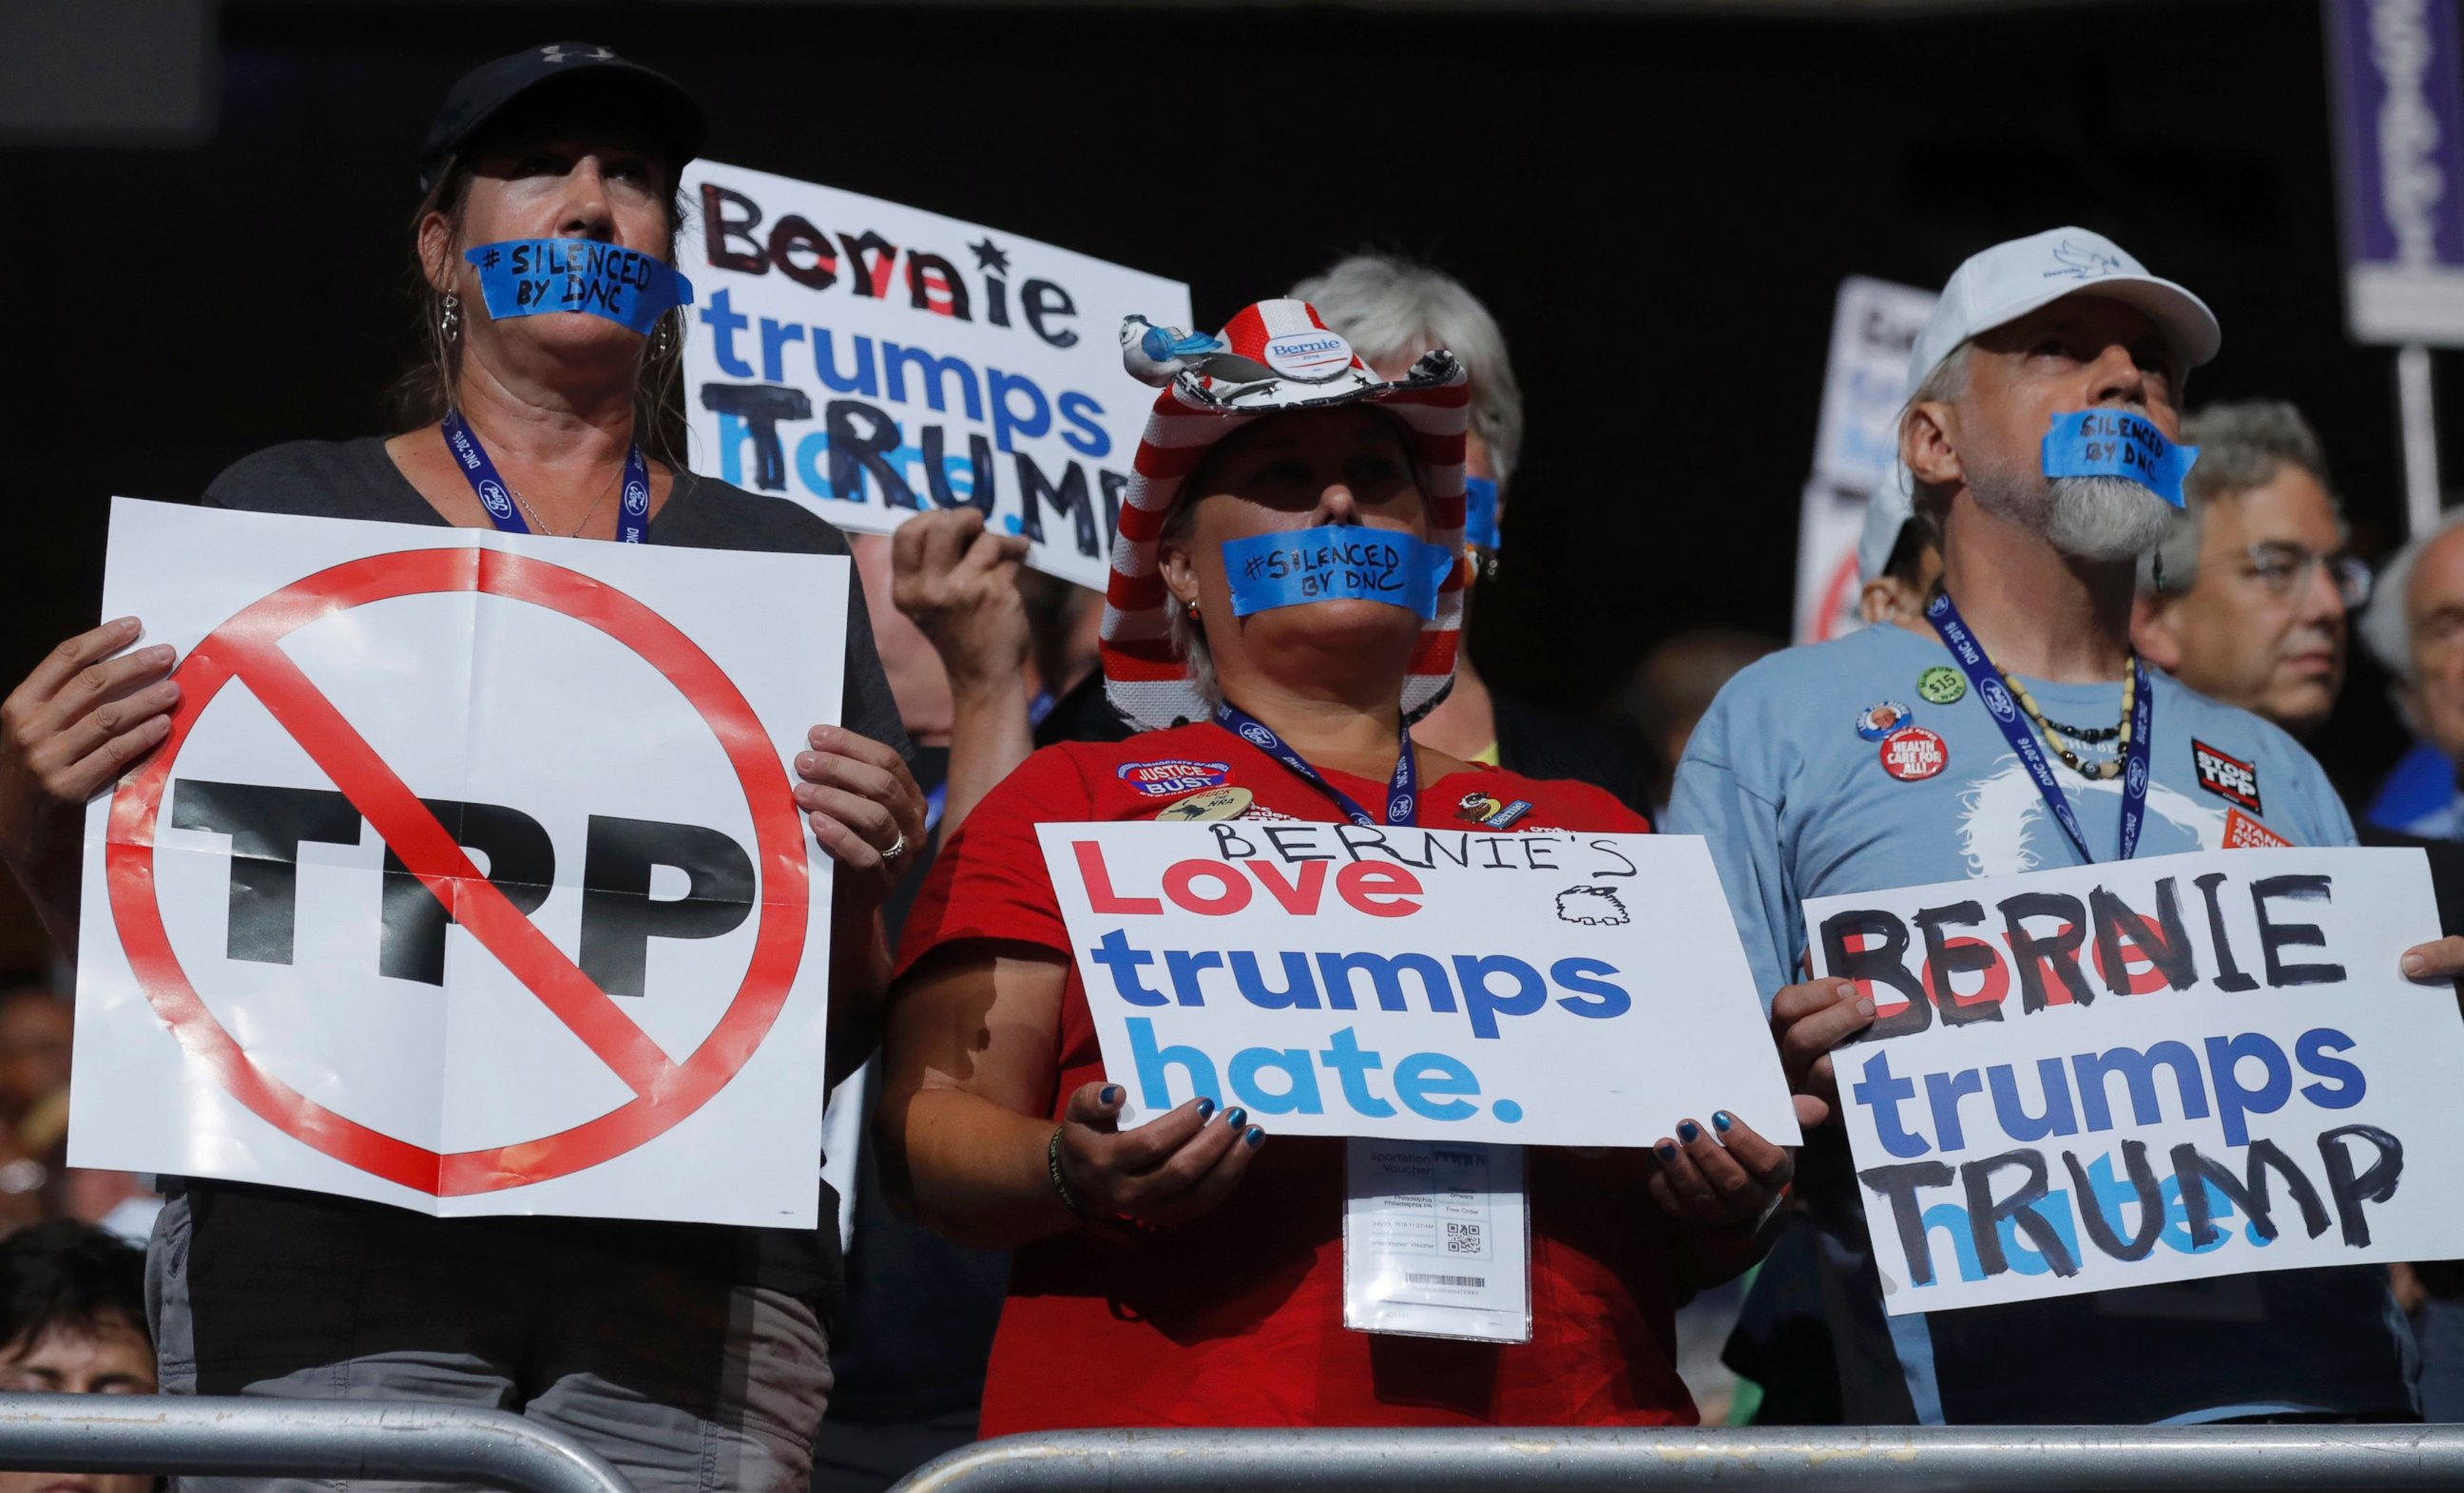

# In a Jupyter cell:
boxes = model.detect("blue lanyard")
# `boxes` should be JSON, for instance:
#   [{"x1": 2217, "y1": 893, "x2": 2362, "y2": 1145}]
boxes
[
  {"x1": 440, "y1": 410, "x2": 650, "y2": 546},
  {"x1": 1214, "y1": 701, "x2": 1418, "y2": 827},
  {"x1": 1923, "y1": 591, "x2": 2153, "y2": 866}
]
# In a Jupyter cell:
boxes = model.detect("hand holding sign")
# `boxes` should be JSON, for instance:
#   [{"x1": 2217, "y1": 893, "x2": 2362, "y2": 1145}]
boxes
[
  {"x1": 793, "y1": 723, "x2": 927, "y2": 906},
  {"x1": 1648, "y1": 1109, "x2": 1796, "y2": 1229},
  {"x1": 1770, "y1": 974, "x2": 1876, "y2": 1124},
  {"x1": 1054, "y1": 1081, "x2": 1264, "y2": 1229},
  {"x1": 0, "y1": 618, "x2": 183, "y2": 941}
]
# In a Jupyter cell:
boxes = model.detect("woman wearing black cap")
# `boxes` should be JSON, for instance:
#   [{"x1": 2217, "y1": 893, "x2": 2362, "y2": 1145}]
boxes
[{"x1": 0, "y1": 44, "x2": 918, "y2": 1492}]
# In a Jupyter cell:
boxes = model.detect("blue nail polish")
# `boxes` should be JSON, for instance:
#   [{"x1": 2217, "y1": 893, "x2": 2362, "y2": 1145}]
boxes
[
  {"x1": 1100, "y1": 1085, "x2": 1122, "y2": 1106},
  {"x1": 1194, "y1": 1097, "x2": 1215, "y2": 1121},
  {"x1": 1244, "y1": 1125, "x2": 1264, "y2": 1148},
  {"x1": 1223, "y1": 1107, "x2": 1247, "y2": 1129},
  {"x1": 1655, "y1": 1142, "x2": 1678, "y2": 1163},
  {"x1": 1679, "y1": 1120, "x2": 1701, "y2": 1143},
  {"x1": 1713, "y1": 1112, "x2": 1733, "y2": 1134}
]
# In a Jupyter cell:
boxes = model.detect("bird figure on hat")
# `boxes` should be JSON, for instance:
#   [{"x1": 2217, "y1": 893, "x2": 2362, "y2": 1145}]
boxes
[{"x1": 1120, "y1": 316, "x2": 1230, "y2": 386}]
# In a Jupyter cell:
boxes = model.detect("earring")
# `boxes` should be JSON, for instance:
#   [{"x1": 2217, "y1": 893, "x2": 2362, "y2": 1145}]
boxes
[
  {"x1": 439, "y1": 293, "x2": 461, "y2": 345},
  {"x1": 651, "y1": 315, "x2": 675, "y2": 358}
]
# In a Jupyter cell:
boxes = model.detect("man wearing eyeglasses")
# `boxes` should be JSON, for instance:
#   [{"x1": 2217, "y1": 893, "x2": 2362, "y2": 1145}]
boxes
[{"x1": 2133, "y1": 400, "x2": 2364, "y2": 737}]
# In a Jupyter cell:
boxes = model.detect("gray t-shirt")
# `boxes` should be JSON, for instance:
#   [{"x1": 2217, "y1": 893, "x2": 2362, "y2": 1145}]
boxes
[
  {"x1": 1666, "y1": 622, "x2": 2414, "y2": 1426},
  {"x1": 192, "y1": 435, "x2": 915, "y2": 1310},
  {"x1": 202, "y1": 436, "x2": 909, "y2": 763}
]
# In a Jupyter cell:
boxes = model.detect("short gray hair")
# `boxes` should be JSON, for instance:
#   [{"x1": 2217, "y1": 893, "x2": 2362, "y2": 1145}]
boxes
[
  {"x1": 2361, "y1": 506, "x2": 2464, "y2": 684},
  {"x1": 2142, "y1": 400, "x2": 2338, "y2": 594},
  {"x1": 1900, "y1": 342, "x2": 1973, "y2": 531},
  {"x1": 1291, "y1": 254, "x2": 1524, "y2": 489}
]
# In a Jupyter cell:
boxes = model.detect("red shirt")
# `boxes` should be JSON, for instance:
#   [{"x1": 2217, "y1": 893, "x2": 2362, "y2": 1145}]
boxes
[{"x1": 895, "y1": 721, "x2": 1691, "y2": 1432}]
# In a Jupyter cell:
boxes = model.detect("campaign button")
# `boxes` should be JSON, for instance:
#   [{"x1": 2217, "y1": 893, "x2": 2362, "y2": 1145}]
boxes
[
  {"x1": 2223, "y1": 808, "x2": 2291, "y2": 849},
  {"x1": 1456, "y1": 791, "x2": 1505, "y2": 823},
  {"x1": 1117, "y1": 758, "x2": 1233, "y2": 797},
  {"x1": 1156, "y1": 787, "x2": 1255, "y2": 822},
  {"x1": 1262, "y1": 328, "x2": 1356, "y2": 381},
  {"x1": 2192, "y1": 738, "x2": 2262, "y2": 813},
  {"x1": 1857, "y1": 699, "x2": 1917, "y2": 741},
  {"x1": 1878, "y1": 726, "x2": 1948, "y2": 781},
  {"x1": 1917, "y1": 665, "x2": 1966, "y2": 705}
]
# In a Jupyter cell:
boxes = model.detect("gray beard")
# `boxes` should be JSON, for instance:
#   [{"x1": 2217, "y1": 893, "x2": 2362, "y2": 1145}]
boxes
[{"x1": 1970, "y1": 453, "x2": 2175, "y2": 562}]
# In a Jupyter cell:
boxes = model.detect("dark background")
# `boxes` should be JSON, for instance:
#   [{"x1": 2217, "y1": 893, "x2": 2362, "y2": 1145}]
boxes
[{"x1": 0, "y1": 0, "x2": 2442, "y2": 963}]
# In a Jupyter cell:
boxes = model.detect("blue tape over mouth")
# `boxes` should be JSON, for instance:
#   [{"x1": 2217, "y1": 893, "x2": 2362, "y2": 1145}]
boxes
[
  {"x1": 1222, "y1": 525, "x2": 1455, "y2": 620},
  {"x1": 2040, "y1": 409, "x2": 2199, "y2": 508},
  {"x1": 462, "y1": 239, "x2": 694, "y2": 335}
]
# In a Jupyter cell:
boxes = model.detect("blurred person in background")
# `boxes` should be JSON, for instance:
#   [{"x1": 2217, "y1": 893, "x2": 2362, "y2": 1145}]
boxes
[
  {"x1": 1293, "y1": 254, "x2": 1651, "y2": 813},
  {"x1": 1609, "y1": 630, "x2": 1781, "y2": 820},
  {"x1": 2348, "y1": 507, "x2": 2464, "y2": 1420},
  {"x1": 0, "y1": 977, "x2": 156, "y2": 1246},
  {"x1": 0, "y1": 1219, "x2": 156, "y2": 1493},
  {"x1": 816, "y1": 511, "x2": 1098, "y2": 1493},
  {"x1": 2359, "y1": 510, "x2": 2464, "y2": 841},
  {"x1": 2133, "y1": 400, "x2": 2361, "y2": 737},
  {"x1": 1855, "y1": 466, "x2": 1942, "y2": 631},
  {"x1": 0, "y1": 983, "x2": 69, "y2": 1139}
]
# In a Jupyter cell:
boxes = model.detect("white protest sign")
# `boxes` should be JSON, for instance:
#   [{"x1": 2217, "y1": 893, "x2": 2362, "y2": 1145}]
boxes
[
  {"x1": 1806, "y1": 847, "x2": 2464, "y2": 1315},
  {"x1": 678, "y1": 161, "x2": 1192, "y2": 591},
  {"x1": 1792, "y1": 276, "x2": 1935, "y2": 644},
  {"x1": 1035, "y1": 822, "x2": 1798, "y2": 1147},
  {"x1": 69, "y1": 499, "x2": 843, "y2": 1227}
]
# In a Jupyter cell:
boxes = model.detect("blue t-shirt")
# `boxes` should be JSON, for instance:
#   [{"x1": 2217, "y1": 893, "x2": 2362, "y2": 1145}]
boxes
[{"x1": 1666, "y1": 622, "x2": 2415, "y2": 1426}]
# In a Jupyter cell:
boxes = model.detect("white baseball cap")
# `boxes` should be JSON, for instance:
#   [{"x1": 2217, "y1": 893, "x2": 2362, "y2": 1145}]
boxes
[
  {"x1": 1903, "y1": 227, "x2": 2221, "y2": 398},
  {"x1": 1857, "y1": 461, "x2": 1917, "y2": 584}
]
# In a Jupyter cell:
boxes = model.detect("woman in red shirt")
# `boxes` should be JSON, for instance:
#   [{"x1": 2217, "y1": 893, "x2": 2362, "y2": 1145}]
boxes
[{"x1": 880, "y1": 299, "x2": 1805, "y2": 1431}]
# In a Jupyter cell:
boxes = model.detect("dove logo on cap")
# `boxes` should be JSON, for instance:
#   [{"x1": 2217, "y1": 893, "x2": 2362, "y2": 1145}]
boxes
[
  {"x1": 1263, "y1": 329, "x2": 1356, "y2": 381},
  {"x1": 2042, "y1": 239, "x2": 2124, "y2": 280}
]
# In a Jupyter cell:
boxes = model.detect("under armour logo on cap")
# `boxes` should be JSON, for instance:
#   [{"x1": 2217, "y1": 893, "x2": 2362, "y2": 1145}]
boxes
[{"x1": 538, "y1": 44, "x2": 615, "y2": 65}]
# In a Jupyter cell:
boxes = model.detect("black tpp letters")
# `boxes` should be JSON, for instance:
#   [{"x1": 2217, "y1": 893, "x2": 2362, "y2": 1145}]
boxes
[{"x1": 169, "y1": 778, "x2": 754, "y2": 998}]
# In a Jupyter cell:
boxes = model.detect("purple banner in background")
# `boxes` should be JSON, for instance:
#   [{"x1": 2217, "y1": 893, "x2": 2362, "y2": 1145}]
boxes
[{"x1": 2325, "y1": 0, "x2": 2464, "y2": 342}]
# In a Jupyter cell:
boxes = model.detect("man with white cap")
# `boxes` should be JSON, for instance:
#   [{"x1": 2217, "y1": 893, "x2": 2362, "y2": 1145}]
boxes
[{"x1": 1667, "y1": 228, "x2": 2416, "y2": 1423}]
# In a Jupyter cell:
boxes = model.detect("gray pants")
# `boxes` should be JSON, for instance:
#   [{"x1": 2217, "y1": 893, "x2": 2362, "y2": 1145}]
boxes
[{"x1": 146, "y1": 1187, "x2": 832, "y2": 1493}]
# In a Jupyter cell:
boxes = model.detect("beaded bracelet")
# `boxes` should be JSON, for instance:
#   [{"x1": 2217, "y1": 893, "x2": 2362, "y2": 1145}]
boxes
[{"x1": 1047, "y1": 1125, "x2": 1090, "y2": 1219}]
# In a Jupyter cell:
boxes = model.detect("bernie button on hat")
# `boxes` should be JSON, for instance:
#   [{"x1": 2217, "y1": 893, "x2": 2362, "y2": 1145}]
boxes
[
  {"x1": 420, "y1": 42, "x2": 705, "y2": 194},
  {"x1": 1904, "y1": 227, "x2": 2221, "y2": 398}
]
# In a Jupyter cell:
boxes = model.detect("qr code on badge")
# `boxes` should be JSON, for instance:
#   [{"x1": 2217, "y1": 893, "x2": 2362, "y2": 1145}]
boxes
[{"x1": 1446, "y1": 1221, "x2": 1485, "y2": 1254}]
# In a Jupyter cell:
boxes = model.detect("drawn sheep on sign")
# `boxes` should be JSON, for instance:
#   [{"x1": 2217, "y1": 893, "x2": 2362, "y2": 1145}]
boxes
[{"x1": 1554, "y1": 885, "x2": 1628, "y2": 927}]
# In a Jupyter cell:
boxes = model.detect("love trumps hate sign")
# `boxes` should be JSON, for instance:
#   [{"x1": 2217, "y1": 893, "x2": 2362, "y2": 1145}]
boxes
[
  {"x1": 1035, "y1": 822, "x2": 1798, "y2": 1147},
  {"x1": 1807, "y1": 847, "x2": 2464, "y2": 1314}
]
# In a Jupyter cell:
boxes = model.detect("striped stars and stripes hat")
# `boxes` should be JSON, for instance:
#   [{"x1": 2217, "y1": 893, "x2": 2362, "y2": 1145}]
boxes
[{"x1": 1102, "y1": 297, "x2": 1473, "y2": 732}]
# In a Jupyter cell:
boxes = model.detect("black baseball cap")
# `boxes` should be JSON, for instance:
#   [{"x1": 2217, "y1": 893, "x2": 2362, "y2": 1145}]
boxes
[{"x1": 418, "y1": 43, "x2": 705, "y2": 194}]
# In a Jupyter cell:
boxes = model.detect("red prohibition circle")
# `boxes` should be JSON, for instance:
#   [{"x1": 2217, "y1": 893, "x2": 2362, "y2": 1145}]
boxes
[{"x1": 103, "y1": 547, "x2": 811, "y2": 1196}]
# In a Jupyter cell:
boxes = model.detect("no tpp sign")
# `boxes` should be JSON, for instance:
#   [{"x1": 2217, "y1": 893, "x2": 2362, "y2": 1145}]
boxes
[{"x1": 68, "y1": 500, "x2": 848, "y2": 1227}]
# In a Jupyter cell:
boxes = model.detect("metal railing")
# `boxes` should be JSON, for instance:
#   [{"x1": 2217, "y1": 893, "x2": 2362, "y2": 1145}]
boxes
[
  {"x1": 6, "y1": 1402, "x2": 2463, "y2": 1492},
  {"x1": 0, "y1": 1392, "x2": 634, "y2": 1493},
  {"x1": 890, "y1": 1425, "x2": 2464, "y2": 1493}
]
